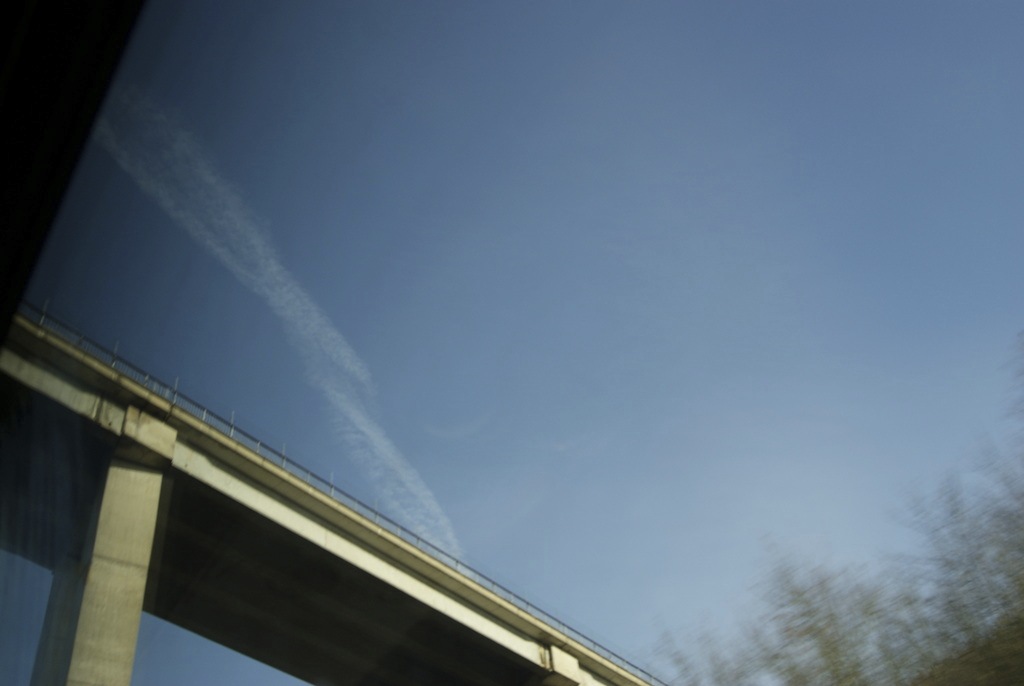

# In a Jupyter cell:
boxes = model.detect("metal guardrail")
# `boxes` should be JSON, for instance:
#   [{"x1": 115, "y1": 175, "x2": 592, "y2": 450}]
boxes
[{"x1": 16, "y1": 301, "x2": 668, "y2": 686}]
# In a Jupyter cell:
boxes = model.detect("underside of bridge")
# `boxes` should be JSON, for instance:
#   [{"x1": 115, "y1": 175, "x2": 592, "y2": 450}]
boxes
[
  {"x1": 151, "y1": 472, "x2": 539, "y2": 686},
  {"x1": 0, "y1": 373, "x2": 542, "y2": 686}
]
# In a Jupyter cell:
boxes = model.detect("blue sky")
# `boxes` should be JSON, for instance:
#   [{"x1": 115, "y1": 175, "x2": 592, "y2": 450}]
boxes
[{"x1": 11, "y1": 1, "x2": 1024, "y2": 682}]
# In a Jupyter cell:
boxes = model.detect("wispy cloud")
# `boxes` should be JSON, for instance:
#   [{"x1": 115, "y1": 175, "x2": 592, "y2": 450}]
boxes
[
  {"x1": 421, "y1": 409, "x2": 494, "y2": 441},
  {"x1": 94, "y1": 90, "x2": 462, "y2": 556}
]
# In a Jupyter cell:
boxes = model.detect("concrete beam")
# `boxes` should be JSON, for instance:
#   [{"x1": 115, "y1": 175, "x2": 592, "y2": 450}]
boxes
[
  {"x1": 0, "y1": 348, "x2": 121, "y2": 430},
  {"x1": 170, "y1": 441, "x2": 544, "y2": 667}
]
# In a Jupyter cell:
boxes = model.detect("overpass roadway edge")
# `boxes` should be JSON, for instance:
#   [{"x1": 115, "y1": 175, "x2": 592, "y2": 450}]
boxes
[{"x1": 3, "y1": 312, "x2": 657, "y2": 686}]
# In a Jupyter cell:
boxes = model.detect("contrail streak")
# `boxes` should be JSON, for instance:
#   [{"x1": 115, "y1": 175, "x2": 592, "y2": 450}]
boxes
[{"x1": 94, "y1": 90, "x2": 462, "y2": 556}]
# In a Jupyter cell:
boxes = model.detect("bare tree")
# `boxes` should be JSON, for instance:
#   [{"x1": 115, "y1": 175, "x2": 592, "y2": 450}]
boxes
[{"x1": 662, "y1": 391, "x2": 1024, "y2": 685}]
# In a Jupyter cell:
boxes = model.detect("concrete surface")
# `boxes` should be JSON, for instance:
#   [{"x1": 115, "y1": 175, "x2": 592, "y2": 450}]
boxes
[{"x1": 1, "y1": 314, "x2": 654, "y2": 686}]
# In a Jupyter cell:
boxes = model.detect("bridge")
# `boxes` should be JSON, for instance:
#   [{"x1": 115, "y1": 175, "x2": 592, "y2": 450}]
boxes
[{"x1": 0, "y1": 305, "x2": 665, "y2": 686}]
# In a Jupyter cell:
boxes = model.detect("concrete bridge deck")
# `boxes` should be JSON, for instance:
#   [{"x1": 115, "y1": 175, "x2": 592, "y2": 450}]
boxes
[{"x1": 0, "y1": 306, "x2": 665, "y2": 686}]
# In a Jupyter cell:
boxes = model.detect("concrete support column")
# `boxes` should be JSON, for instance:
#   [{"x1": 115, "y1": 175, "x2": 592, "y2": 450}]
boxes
[
  {"x1": 31, "y1": 557, "x2": 87, "y2": 686},
  {"x1": 32, "y1": 459, "x2": 163, "y2": 686}
]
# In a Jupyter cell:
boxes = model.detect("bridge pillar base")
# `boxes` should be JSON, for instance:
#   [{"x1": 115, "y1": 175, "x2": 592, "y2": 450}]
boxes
[{"x1": 31, "y1": 459, "x2": 163, "y2": 686}]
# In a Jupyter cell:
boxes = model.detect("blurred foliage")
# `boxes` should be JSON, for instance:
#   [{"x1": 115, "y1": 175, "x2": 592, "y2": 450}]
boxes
[{"x1": 661, "y1": 362, "x2": 1024, "y2": 685}]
